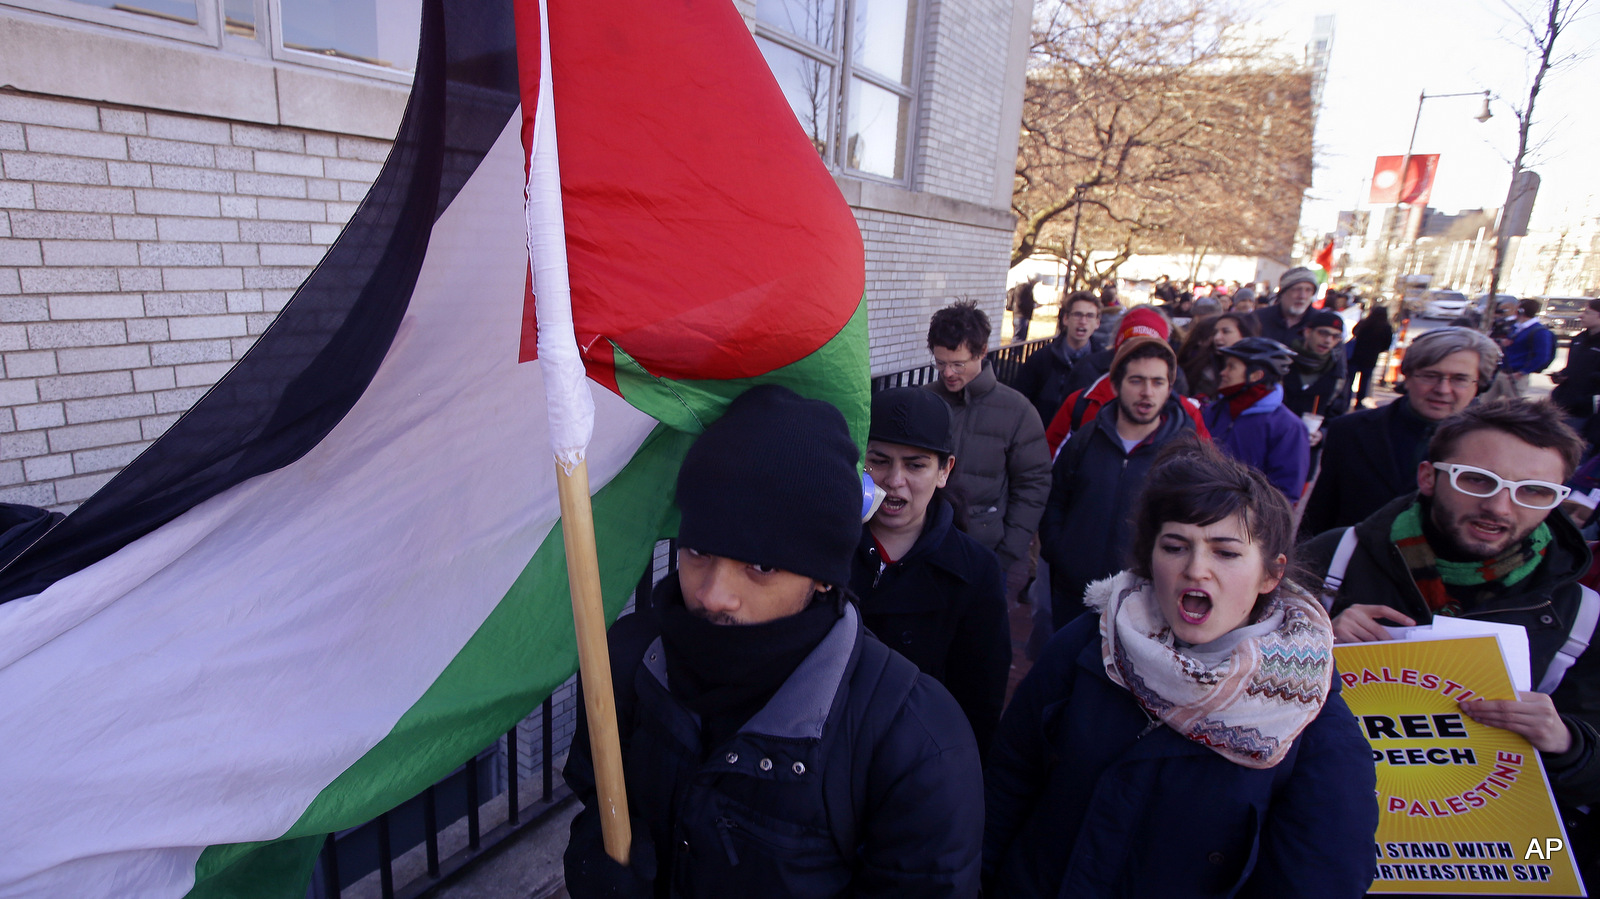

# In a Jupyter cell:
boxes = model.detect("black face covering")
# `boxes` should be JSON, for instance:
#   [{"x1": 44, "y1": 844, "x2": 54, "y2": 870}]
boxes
[{"x1": 655, "y1": 575, "x2": 841, "y2": 750}]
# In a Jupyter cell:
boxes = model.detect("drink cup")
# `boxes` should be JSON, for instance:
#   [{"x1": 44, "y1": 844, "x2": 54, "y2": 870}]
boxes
[{"x1": 1301, "y1": 412, "x2": 1324, "y2": 434}]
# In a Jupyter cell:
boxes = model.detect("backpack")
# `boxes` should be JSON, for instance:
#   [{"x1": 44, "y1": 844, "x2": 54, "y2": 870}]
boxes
[
  {"x1": 820, "y1": 634, "x2": 922, "y2": 865},
  {"x1": 1319, "y1": 527, "x2": 1600, "y2": 693}
]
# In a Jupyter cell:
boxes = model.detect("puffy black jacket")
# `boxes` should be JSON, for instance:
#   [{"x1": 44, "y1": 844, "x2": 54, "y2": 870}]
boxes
[
  {"x1": 1302, "y1": 494, "x2": 1600, "y2": 807},
  {"x1": 1038, "y1": 396, "x2": 1198, "y2": 629},
  {"x1": 564, "y1": 577, "x2": 984, "y2": 899},
  {"x1": 850, "y1": 498, "x2": 1009, "y2": 757},
  {"x1": 983, "y1": 611, "x2": 1377, "y2": 898},
  {"x1": 1013, "y1": 333, "x2": 1106, "y2": 427}
]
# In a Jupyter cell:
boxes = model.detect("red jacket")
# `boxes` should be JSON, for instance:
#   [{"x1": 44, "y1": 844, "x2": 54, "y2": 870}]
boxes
[{"x1": 1044, "y1": 373, "x2": 1210, "y2": 456}]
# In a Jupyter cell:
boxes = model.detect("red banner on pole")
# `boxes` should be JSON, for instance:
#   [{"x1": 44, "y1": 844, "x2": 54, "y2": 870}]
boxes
[{"x1": 1370, "y1": 155, "x2": 1441, "y2": 205}]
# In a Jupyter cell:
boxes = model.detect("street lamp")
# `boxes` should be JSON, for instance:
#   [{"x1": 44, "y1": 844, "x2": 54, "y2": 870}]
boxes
[{"x1": 1389, "y1": 89, "x2": 1493, "y2": 298}]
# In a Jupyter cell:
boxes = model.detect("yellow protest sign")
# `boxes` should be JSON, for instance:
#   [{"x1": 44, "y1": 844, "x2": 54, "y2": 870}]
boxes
[{"x1": 1335, "y1": 636, "x2": 1585, "y2": 896}]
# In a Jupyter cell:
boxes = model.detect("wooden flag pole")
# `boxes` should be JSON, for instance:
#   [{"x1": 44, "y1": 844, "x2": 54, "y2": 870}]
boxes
[{"x1": 554, "y1": 457, "x2": 633, "y2": 864}]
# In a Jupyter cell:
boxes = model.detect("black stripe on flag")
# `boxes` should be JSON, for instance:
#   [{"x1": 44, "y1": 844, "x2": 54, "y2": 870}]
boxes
[{"x1": 0, "y1": 0, "x2": 521, "y2": 603}]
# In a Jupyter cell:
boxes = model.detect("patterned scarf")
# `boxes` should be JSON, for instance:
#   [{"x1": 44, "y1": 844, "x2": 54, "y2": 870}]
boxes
[
  {"x1": 1389, "y1": 500, "x2": 1551, "y2": 616},
  {"x1": 1087, "y1": 570, "x2": 1333, "y2": 769}
]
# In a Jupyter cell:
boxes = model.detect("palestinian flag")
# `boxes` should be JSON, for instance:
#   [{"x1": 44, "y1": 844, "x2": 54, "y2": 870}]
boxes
[
  {"x1": 1314, "y1": 238, "x2": 1335, "y2": 285},
  {"x1": 0, "y1": 0, "x2": 866, "y2": 896}
]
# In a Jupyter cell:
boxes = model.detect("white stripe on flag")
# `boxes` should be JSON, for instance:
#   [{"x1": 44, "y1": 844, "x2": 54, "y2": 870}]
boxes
[
  {"x1": 0, "y1": 115, "x2": 656, "y2": 898},
  {"x1": 525, "y1": 0, "x2": 594, "y2": 471}
]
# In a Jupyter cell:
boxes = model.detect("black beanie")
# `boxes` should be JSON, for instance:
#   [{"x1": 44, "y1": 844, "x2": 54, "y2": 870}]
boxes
[
  {"x1": 869, "y1": 387, "x2": 952, "y2": 454},
  {"x1": 1304, "y1": 309, "x2": 1344, "y2": 334},
  {"x1": 676, "y1": 385, "x2": 860, "y2": 587}
]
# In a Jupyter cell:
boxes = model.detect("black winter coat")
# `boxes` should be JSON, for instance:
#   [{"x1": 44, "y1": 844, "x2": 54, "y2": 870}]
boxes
[
  {"x1": 1300, "y1": 398, "x2": 1434, "y2": 540},
  {"x1": 851, "y1": 498, "x2": 1009, "y2": 757},
  {"x1": 1282, "y1": 351, "x2": 1349, "y2": 421},
  {"x1": 1013, "y1": 333, "x2": 1106, "y2": 427},
  {"x1": 983, "y1": 612, "x2": 1378, "y2": 898},
  {"x1": 564, "y1": 579, "x2": 984, "y2": 899},
  {"x1": 1348, "y1": 313, "x2": 1394, "y2": 370},
  {"x1": 1251, "y1": 303, "x2": 1305, "y2": 346},
  {"x1": 1553, "y1": 329, "x2": 1600, "y2": 418},
  {"x1": 1302, "y1": 494, "x2": 1600, "y2": 807},
  {"x1": 1039, "y1": 396, "x2": 1198, "y2": 629}
]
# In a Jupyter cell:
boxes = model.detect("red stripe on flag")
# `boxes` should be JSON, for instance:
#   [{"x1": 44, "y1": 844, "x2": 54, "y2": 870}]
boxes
[{"x1": 515, "y1": 0, "x2": 863, "y2": 388}]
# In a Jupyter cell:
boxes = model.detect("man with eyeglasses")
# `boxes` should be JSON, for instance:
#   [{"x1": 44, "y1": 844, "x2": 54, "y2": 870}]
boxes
[
  {"x1": 1014, "y1": 291, "x2": 1106, "y2": 427},
  {"x1": 1302, "y1": 400, "x2": 1600, "y2": 871},
  {"x1": 1300, "y1": 326, "x2": 1502, "y2": 538},
  {"x1": 925, "y1": 301, "x2": 1051, "y2": 605}
]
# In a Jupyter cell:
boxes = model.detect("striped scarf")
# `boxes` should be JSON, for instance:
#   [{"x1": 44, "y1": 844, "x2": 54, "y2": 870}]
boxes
[{"x1": 1389, "y1": 500, "x2": 1551, "y2": 616}]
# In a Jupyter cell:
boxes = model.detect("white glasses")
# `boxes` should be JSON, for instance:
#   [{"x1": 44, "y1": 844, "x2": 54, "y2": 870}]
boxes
[{"x1": 1430, "y1": 463, "x2": 1571, "y2": 510}]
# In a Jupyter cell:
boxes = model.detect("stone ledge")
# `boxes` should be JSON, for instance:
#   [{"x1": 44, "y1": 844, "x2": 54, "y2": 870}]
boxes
[
  {"x1": 0, "y1": 14, "x2": 407, "y2": 139},
  {"x1": 833, "y1": 174, "x2": 1015, "y2": 233}
]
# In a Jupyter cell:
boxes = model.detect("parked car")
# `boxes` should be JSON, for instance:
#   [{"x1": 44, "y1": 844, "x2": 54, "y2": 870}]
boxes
[
  {"x1": 1536, "y1": 296, "x2": 1594, "y2": 339},
  {"x1": 1420, "y1": 289, "x2": 1468, "y2": 320}
]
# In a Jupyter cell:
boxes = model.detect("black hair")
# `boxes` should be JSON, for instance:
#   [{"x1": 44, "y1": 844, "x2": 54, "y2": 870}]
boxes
[
  {"x1": 1429, "y1": 398, "x2": 1585, "y2": 480},
  {"x1": 927, "y1": 300, "x2": 991, "y2": 358},
  {"x1": 1130, "y1": 439, "x2": 1295, "y2": 616}
]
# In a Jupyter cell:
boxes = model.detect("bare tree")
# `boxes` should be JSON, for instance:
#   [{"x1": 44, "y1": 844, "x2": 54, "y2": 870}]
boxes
[
  {"x1": 1011, "y1": 0, "x2": 1313, "y2": 283},
  {"x1": 1482, "y1": 0, "x2": 1590, "y2": 326}
]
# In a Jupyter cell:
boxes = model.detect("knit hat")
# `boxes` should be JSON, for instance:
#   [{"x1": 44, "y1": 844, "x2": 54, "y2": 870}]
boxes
[
  {"x1": 1115, "y1": 306, "x2": 1170, "y2": 346},
  {"x1": 1278, "y1": 267, "x2": 1318, "y2": 293},
  {"x1": 1231, "y1": 286, "x2": 1257, "y2": 306},
  {"x1": 676, "y1": 385, "x2": 860, "y2": 587},
  {"x1": 1109, "y1": 335, "x2": 1176, "y2": 383},
  {"x1": 870, "y1": 387, "x2": 952, "y2": 455},
  {"x1": 1191, "y1": 297, "x2": 1223, "y2": 317},
  {"x1": 1303, "y1": 309, "x2": 1344, "y2": 334}
]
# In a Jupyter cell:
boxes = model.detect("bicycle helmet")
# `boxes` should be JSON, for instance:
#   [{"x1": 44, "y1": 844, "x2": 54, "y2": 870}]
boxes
[{"x1": 1216, "y1": 337, "x2": 1295, "y2": 382}]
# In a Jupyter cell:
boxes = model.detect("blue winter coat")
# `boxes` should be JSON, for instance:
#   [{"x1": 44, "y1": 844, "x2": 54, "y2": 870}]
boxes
[
  {"x1": 1504, "y1": 320, "x2": 1557, "y2": 375},
  {"x1": 983, "y1": 612, "x2": 1378, "y2": 898},
  {"x1": 1204, "y1": 385, "x2": 1310, "y2": 500}
]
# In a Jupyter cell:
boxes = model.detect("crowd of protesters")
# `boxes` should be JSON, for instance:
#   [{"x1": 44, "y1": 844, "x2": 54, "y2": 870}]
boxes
[{"x1": 562, "y1": 278, "x2": 1600, "y2": 897}]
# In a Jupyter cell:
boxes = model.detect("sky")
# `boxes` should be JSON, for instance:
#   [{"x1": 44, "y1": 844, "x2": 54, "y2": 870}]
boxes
[{"x1": 1245, "y1": 0, "x2": 1600, "y2": 235}]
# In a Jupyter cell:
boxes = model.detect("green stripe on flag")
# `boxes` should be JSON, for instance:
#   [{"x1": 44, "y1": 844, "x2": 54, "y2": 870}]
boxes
[
  {"x1": 611, "y1": 299, "x2": 870, "y2": 450},
  {"x1": 187, "y1": 422, "x2": 695, "y2": 898}
]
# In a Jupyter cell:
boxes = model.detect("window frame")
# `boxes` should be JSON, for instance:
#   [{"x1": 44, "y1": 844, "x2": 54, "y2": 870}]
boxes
[
  {"x1": 1, "y1": 0, "x2": 416, "y2": 84},
  {"x1": 3, "y1": 0, "x2": 220, "y2": 46},
  {"x1": 752, "y1": 0, "x2": 923, "y2": 187}
]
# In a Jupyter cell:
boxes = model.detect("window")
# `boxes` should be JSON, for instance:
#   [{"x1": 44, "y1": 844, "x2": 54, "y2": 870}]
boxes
[
  {"x1": 5, "y1": 0, "x2": 420, "y2": 78},
  {"x1": 754, "y1": 0, "x2": 919, "y2": 182}
]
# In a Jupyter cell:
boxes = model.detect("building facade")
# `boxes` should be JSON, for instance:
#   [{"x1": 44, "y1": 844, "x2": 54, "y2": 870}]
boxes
[{"x1": 0, "y1": 0, "x2": 1027, "y2": 513}]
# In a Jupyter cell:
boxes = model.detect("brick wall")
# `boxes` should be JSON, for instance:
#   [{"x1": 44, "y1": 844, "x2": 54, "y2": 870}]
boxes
[
  {"x1": 915, "y1": 0, "x2": 1019, "y2": 208},
  {"x1": 0, "y1": 89, "x2": 387, "y2": 510},
  {"x1": 861, "y1": 209, "x2": 1012, "y2": 375}
]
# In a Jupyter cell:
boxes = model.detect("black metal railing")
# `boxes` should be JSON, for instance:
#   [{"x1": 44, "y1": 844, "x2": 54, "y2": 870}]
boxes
[
  {"x1": 309, "y1": 560, "x2": 664, "y2": 899},
  {"x1": 869, "y1": 334, "x2": 1053, "y2": 394}
]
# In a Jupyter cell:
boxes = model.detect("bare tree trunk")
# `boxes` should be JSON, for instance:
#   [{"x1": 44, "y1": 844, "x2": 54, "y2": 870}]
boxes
[{"x1": 1483, "y1": 0, "x2": 1567, "y2": 332}]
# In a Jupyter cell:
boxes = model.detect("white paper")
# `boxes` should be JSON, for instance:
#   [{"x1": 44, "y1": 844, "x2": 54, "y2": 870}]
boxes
[{"x1": 1405, "y1": 618, "x2": 1533, "y2": 692}]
